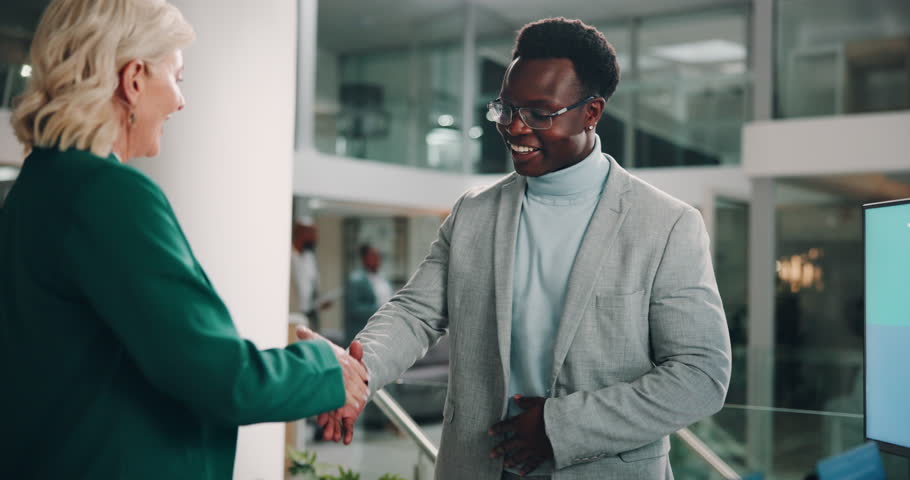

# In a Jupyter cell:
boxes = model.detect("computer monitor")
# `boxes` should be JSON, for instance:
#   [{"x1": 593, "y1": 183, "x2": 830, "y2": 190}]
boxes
[{"x1": 863, "y1": 197, "x2": 910, "y2": 457}]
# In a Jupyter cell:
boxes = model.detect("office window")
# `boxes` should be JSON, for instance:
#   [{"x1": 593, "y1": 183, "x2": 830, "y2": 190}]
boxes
[
  {"x1": 315, "y1": 3, "x2": 465, "y2": 172},
  {"x1": 776, "y1": 0, "x2": 910, "y2": 118},
  {"x1": 634, "y1": 8, "x2": 750, "y2": 167}
]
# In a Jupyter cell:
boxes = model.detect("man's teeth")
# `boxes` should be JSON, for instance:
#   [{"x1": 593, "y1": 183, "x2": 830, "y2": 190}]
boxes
[{"x1": 510, "y1": 143, "x2": 539, "y2": 153}]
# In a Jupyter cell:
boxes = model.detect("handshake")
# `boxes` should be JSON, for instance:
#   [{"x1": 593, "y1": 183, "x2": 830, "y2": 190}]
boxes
[{"x1": 296, "y1": 326, "x2": 369, "y2": 445}]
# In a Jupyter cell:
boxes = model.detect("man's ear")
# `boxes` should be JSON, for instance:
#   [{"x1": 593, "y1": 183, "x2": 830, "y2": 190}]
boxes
[
  {"x1": 585, "y1": 97, "x2": 606, "y2": 125},
  {"x1": 117, "y1": 59, "x2": 146, "y2": 107}
]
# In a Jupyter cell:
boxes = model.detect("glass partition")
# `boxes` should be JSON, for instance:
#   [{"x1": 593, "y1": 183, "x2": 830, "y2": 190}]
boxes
[
  {"x1": 633, "y1": 8, "x2": 750, "y2": 167},
  {"x1": 315, "y1": 4, "x2": 466, "y2": 172},
  {"x1": 776, "y1": 0, "x2": 910, "y2": 118},
  {"x1": 313, "y1": 1, "x2": 751, "y2": 172}
]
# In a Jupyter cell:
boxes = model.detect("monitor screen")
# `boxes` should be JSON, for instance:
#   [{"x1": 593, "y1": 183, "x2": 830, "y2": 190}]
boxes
[{"x1": 864, "y1": 198, "x2": 910, "y2": 457}]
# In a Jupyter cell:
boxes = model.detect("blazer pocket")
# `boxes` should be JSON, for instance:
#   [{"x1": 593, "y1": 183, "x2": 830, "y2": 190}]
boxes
[
  {"x1": 595, "y1": 289, "x2": 645, "y2": 336},
  {"x1": 595, "y1": 289, "x2": 644, "y2": 310}
]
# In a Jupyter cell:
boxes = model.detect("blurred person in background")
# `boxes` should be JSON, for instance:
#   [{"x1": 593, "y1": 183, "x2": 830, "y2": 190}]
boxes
[
  {"x1": 290, "y1": 216, "x2": 332, "y2": 329},
  {"x1": 344, "y1": 243, "x2": 393, "y2": 345},
  {"x1": 0, "y1": 0, "x2": 367, "y2": 478}
]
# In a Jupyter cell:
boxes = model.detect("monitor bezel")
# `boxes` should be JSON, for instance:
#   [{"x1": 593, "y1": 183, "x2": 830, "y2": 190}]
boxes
[{"x1": 862, "y1": 197, "x2": 910, "y2": 458}]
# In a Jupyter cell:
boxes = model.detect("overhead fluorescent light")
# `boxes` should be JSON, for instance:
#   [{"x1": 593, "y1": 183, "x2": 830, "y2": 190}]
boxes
[{"x1": 651, "y1": 39, "x2": 746, "y2": 64}]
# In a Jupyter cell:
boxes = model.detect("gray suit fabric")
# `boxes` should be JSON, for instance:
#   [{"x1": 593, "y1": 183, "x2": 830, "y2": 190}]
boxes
[{"x1": 355, "y1": 156, "x2": 732, "y2": 479}]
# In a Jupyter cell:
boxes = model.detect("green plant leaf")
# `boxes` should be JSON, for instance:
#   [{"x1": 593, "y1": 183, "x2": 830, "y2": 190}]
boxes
[{"x1": 378, "y1": 474, "x2": 408, "y2": 480}]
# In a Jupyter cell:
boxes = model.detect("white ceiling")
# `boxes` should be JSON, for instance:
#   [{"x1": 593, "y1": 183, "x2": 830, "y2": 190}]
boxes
[{"x1": 317, "y1": 0, "x2": 749, "y2": 53}]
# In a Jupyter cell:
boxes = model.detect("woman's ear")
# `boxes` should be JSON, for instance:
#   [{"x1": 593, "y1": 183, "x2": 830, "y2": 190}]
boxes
[{"x1": 117, "y1": 59, "x2": 146, "y2": 107}]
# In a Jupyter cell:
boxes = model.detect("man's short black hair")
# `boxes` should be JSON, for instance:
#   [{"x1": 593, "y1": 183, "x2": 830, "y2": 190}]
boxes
[
  {"x1": 359, "y1": 244, "x2": 372, "y2": 258},
  {"x1": 512, "y1": 17, "x2": 620, "y2": 101}
]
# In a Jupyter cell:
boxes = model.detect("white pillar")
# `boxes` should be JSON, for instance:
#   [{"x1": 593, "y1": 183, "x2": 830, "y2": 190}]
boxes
[
  {"x1": 296, "y1": 0, "x2": 318, "y2": 151},
  {"x1": 460, "y1": 1, "x2": 477, "y2": 174},
  {"x1": 131, "y1": 1, "x2": 298, "y2": 479},
  {"x1": 747, "y1": 1, "x2": 776, "y2": 471},
  {"x1": 747, "y1": 177, "x2": 776, "y2": 472},
  {"x1": 751, "y1": 0, "x2": 774, "y2": 121}
]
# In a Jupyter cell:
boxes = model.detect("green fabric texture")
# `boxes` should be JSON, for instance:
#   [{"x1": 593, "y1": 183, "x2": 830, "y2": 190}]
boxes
[{"x1": 0, "y1": 147, "x2": 345, "y2": 479}]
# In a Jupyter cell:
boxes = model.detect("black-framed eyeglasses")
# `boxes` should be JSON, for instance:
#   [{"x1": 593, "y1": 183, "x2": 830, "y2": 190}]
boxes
[{"x1": 486, "y1": 95, "x2": 599, "y2": 130}]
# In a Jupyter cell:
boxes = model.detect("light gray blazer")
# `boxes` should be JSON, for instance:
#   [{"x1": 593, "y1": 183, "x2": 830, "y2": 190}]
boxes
[{"x1": 356, "y1": 156, "x2": 732, "y2": 480}]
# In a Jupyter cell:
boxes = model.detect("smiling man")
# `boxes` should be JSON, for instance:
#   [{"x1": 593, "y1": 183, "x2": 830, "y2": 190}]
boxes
[{"x1": 325, "y1": 18, "x2": 732, "y2": 480}]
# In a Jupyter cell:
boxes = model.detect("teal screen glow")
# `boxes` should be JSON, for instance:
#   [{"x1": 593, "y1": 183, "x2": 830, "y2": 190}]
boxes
[{"x1": 865, "y1": 200, "x2": 910, "y2": 450}]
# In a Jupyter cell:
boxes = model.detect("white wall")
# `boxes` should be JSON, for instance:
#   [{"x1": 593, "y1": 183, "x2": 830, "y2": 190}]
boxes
[
  {"x1": 743, "y1": 111, "x2": 910, "y2": 177},
  {"x1": 632, "y1": 165, "x2": 751, "y2": 207},
  {"x1": 294, "y1": 149, "x2": 477, "y2": 213},
  {"x1": 130, "y1": 1, "x2": 298, "y2": 479},
  {"x1": 294, "y1": 148, "x2": 752, "y2": 217},
  {"x1": 0, "y1": 110, "x2": 23, "y2": 166}
]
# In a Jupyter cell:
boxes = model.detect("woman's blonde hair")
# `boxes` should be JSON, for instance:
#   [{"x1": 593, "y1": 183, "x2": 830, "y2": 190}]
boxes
[{"x1": 11, "y1": 0, "x2": 194, "y2": 157}]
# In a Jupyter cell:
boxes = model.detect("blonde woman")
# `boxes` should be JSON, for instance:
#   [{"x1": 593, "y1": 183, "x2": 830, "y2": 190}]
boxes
[{"x1": 0, "y1": 0, "x2": 368, "y2": 477}]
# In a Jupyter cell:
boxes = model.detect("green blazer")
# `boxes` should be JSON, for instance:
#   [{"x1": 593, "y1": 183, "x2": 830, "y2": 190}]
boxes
[{"x1": 0, "y1": 148, "x2": 345, "y2": 479}]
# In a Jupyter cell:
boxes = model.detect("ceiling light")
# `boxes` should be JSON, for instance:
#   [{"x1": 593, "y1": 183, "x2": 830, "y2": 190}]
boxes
[
  {"x1": 651, "y1": 39, "x2": 745, "y2": 64},
  {"x1": 437, "y1": 114, "x2": 455, "y2": 127}
]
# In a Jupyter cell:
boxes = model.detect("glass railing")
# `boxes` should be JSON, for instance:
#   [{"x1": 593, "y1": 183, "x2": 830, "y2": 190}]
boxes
[
  {"x1": 673, "y1": 426, "x2": 743, "y2": 480},
  {"x1": 299, "y1": 374, "x2": 910, "y2": 479},
  {"x1": 607, "y1": 75, "x2": 750, "y2": 168},
  {"x1": 299, "y1": 381, "x2": 444, "y2": 480},
  {"x1": 682, "y1": 344, "x2": 910, "y2": 480},
  {"x1": 301, "y1": 378, "x2": 745, "y2": 480}
]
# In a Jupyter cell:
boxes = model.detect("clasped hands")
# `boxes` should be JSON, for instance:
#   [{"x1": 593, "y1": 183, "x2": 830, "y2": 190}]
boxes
[
  {"x1": 295, "y1": 326, "x2": 369, "y2": 445},
  {"x1": 488, "y1": 395, "x2": 554, "y2": 476}
]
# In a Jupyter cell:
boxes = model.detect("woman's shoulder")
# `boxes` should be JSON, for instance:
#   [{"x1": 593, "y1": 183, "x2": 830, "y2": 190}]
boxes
[{"x1": 53, "y1": 151, "x2": 171, "y2": 222}]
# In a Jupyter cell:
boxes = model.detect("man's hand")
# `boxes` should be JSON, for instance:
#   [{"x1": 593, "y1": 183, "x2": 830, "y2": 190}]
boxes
[
  {"x1": 295, "y1": 326, "x2": 369, "y2": 430},
  {"x1": 314, "y1": 339, "x2": 368, "y2": 444},
  {"x1": 488, "y1": 395, "x2": 554, "y2": 476}
]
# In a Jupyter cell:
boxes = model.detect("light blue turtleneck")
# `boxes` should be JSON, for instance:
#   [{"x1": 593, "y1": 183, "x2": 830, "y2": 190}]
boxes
[{"x1": 508, "y1": 135, "x2": 611, "y2": 417}]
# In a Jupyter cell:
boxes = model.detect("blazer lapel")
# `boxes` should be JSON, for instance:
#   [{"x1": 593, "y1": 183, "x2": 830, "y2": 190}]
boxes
[
  {"x1": 493, "y1": 173, "x2": 525, "y2": 404},
  {"x1": 549, "y1": 156, "x2": 632, "y2": 387}
]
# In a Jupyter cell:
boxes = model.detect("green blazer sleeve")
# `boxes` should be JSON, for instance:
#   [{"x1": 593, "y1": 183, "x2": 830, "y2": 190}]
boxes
[{"x1": 62, "y1": 163, "x2": 345, "y2": 426}]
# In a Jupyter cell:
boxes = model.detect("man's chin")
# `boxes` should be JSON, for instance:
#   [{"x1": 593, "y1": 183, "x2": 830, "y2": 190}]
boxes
[
  {"x1": 510, "y1": 149, "x2": 547, "y2": 177},
  {"x1": 513, "y1": 162, "x2": 547, "y2": 177}
]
